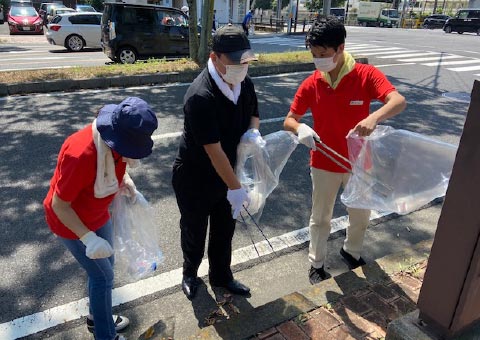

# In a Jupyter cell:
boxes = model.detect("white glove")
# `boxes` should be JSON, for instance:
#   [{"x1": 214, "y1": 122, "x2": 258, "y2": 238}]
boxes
[
  {"x1": 120, "y1": 172, "x2": 137, "y2": 204},
  {"x1": 80, "y1": 231, "x2": 114, "y2": 259},
  {"x1": 297, "y1": 123, "x2": 319, "y2": 150},
  {"x1": 240, "y1": 128, "x2": 266, "y2": 147},
  {"x1": 227, "y1": 188, "x2": 251, "y2": 219}
]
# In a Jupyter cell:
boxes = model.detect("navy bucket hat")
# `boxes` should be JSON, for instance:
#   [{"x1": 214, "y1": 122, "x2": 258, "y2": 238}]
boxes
[{"x1": 96, "y1": 97, "x2": 158, "y2": 159}]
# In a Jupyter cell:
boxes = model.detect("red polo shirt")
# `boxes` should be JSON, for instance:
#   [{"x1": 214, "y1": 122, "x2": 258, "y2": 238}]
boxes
[
  {"x1": 290, "y1": 63, "x2": 396, "y2": 172},
  {"x1": 43, "y1": 125, "x2": 127, "y2": 239}
]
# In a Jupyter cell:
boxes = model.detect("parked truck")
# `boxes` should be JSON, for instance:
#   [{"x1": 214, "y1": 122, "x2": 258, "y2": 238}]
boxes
[{"x1": 357, "y1": 1, "x2": 399, "y2": 27}]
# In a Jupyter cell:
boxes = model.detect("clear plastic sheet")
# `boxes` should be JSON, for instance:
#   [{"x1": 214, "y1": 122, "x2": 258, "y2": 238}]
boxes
[
  {"x1": 111, "y1": 190, "x2": 163, "y2": 281},
  {"x1": 235, "y1": 130, "x2": 299, "y2": 221},
  {"x1": 341, "y1": 125, "x2": 458, "y2": 214}
]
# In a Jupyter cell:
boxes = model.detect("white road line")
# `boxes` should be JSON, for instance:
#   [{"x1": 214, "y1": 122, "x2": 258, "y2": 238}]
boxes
[
  {"x1": 356, "y1": 49, "x2": 414, "y2": 56},
  {"x1": 0, "y1": 66, "x2": 75, "y2": 72},
  {"x1": 0, "y1": 211, "x2": 388, "y2": 340},
  {"x1": 1, "y1": 56, "x2": 90, "y2": 61},
  {"x1": 347, "y1": 47, "x2": 402, "y2": 53},
  {"x1": 377, "y1": 52, "x2": 439, "y2": 59},
  {"x1": 397, "y1": 55, "x2": 463, "y2": 62},
  {"x1": 376, "y1": 63, "x2": 416, "y2": 67},
  {"x1": 447, "y1": 65, "x2": 480, "y2": 72},
  {"x1": 422, "y1": 59, "x2": 480, "y2": 66}
]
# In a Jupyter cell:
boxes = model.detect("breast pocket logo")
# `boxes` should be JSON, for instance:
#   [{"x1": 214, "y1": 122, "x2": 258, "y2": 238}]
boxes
[{"x1": 350, "y1": 100, "x2": 363, "y2": 106}]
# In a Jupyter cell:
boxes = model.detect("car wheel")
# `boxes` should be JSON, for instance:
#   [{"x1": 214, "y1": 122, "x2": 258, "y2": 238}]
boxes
[
  {"x1": 423, "y1": 24, "x2": 429, "y2": 29},
  {"x1": 444, "y1": 25, "x2": 452, "y2": 33},
  {"x1": 477, "y1": 28, "x2": 480, "y2": 35},
  {"x1": 117, "y1": 47, "x2": 137, "y2": 64},
  {"x1": 458, "y1": 31, "x2": 463, "y2": 34},
  {"x1": 362, "y1": 22, "x2": 367, "y2": 27},
  {"x1": 66, "y1": 34, "x2": 85, "y2": 52}
]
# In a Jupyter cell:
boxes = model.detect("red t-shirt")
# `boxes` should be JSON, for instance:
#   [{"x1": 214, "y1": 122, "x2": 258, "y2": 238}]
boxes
[
  {"x1": 290, "y1": 63, "x2": 396, "y2": 173},
  {"x1": 43, "y1": 125, "x2": 127, "y2": 239}
]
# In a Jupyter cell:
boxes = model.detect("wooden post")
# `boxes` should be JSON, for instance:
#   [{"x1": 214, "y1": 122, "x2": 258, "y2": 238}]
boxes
[{"x1": 418, "y1": 80, "x2": 480, "y2": 338}]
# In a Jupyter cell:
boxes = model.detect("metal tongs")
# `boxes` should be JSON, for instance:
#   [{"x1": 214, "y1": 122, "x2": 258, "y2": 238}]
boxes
[
  {"x1": 239, "y1": 206, "x2": 276, "y2": 257},
  {"x1": 313, "y1": 136, "x2": 394, "y2": 198}
]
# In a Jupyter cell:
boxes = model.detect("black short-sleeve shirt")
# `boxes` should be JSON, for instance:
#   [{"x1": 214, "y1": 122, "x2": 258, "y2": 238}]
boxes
[{"x1": 173, "y1": 68, "x2": 259, "y2": 194}]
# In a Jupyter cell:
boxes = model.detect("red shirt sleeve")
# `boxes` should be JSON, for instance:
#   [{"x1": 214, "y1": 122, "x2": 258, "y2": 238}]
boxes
[
  {"x1": 290, "y1": 74, "x2": 315, "y2": 116},
  {"x1": 366, "y1": 66, "x2": 396, "y2": 102}
]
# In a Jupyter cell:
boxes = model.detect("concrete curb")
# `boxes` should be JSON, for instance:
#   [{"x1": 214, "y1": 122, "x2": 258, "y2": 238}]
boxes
[
  {"x1": 0, "y1": 64, "x2": 314, "y2": 97},
  {"x1": 189, "y1": 239, "x2": 433, "y2": 340},
  {"x1": 0, "y1": 58, "x2": 368, "y2": 97}
]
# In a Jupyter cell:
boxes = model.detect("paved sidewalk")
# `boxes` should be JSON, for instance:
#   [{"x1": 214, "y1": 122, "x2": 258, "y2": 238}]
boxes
[
  {"x1": 191, "y1": 240, "x2": 431, "y2": 340},
  {"x1": 252, "y1": 261, "x2": 426, "y2": 340}
]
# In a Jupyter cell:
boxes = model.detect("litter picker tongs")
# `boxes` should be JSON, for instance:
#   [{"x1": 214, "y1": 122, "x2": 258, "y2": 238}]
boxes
[
  {"x1": 239, "y1": 205, "x2": 276, "y2": 257},
  {"x1": 313, "y1": 136, "x2": 394, "y2": 198}
]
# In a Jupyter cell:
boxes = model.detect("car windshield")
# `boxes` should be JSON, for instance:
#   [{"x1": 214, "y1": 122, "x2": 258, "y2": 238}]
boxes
[
  {"x1": 77, "y1": 5, "x2": 95, "y2": 11},
  {"x1": 57, "y1": 8, "x2": 74, "y2": 13},
  {"x1": 10, "y1": 6, "x2": 37, "y2": 16},
  {"x1": 387, "y1": 9, "x2": 399, "y2": 18}
]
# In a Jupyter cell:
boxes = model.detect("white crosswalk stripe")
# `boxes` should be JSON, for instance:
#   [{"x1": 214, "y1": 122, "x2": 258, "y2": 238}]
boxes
[
  {"x1": 422, "y1": 59, "x2": 480, "y2": 66},
  {"x1": 253, "y1": 37, "x2": 480, "y2": 75},
  {"x1": 447, "y1": 65, "x2": 480, "y2": 72},
  {"x1": 356, "y1": 49, "x2": 414, "y2": 56},
  {"x1": 398, "y1": 55, "x2": 463, "y2": 62},
  {"x1": 377, "y1": 51, "x2": 440, "y2": 59}
]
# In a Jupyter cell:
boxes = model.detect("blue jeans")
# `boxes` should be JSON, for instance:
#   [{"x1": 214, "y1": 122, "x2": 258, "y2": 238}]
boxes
[{"x1": 60, "y1": 220, "x2": 116, "y2": 340}]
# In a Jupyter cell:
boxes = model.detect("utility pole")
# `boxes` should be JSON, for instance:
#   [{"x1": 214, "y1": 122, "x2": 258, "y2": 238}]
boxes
[{"x1": 323, "y1": 0, "x2": 331, "y2": 17}]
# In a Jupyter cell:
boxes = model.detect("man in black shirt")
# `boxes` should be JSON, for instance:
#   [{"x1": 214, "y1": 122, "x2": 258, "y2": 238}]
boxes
[{"x1": 172, "y1": 25, "x2": 261, "y2": 300}]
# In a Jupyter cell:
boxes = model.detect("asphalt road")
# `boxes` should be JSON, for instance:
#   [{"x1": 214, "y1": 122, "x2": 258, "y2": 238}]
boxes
[{"x1": 0, "y1": 26, "x2": 478, "y2": 339}]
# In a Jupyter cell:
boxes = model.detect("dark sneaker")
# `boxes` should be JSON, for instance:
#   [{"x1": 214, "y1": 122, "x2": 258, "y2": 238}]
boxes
[
  {"x1": 340, "y1": 248, "x2": 366, "y2": 270},
  {"x1": 87, "y1": 315, "x2": 130, "y2": 333},
  {"x1": 308, "y1": 266, "x2": 331, "y2": 285}
]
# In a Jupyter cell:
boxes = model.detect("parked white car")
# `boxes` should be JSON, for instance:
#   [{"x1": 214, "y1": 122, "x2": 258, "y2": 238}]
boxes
[{"x1": 46, "y1": 12, "x2": 102, "y2": 51}]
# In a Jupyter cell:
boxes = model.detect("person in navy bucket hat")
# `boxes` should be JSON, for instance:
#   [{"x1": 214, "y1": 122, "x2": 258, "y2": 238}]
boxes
[
  {"x1": 97, "y1": 97, "x2": 158, "y2": 159},
  {"x1": 43, "y1": 96, "x2": 158, "y2": 340}
]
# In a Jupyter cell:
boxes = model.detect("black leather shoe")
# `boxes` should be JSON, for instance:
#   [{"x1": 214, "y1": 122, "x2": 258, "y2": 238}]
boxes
[
  {"x1": 308, "y1": 266, "x2": 331, "y2": 285},
  {"x1": 340, "y1": 248, "x2": 366, "y2": 270},
  {"x1": 182, "y1": 276, "x2": 198, "y2": 300},
  {"x1": 222, "y1": 280, "x2": 251, "y2": 295}
]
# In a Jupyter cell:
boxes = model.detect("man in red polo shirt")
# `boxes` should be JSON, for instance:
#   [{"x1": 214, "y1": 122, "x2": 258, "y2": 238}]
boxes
[{"x1": 284, "y1": 17, "x2": 406, "y2": 285}]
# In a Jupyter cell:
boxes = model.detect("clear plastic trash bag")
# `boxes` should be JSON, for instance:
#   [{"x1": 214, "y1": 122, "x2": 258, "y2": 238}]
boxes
[
  {"x1": 111, "y1": 190, "x2": 163, "y2": 281},
  {"x1": 341, "y1": 125, "x2": 458, "y2": 215},
  {"x1": 235, "y1": 130, "x2": 299, "y2": 221}
]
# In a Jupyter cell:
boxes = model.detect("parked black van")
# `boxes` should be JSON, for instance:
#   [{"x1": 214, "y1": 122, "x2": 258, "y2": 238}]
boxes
[
  {"x1": 101, "y1": 2, "x2": 189, "y2": 64},
  {"x1": 443, "y1": 8, "x2": 480, "y2": 35}
]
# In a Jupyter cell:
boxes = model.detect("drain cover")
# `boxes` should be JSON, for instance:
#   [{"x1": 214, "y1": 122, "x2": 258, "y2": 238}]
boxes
[{"x1": 442, "y1": 92, "x2": 470, "y2": 103}]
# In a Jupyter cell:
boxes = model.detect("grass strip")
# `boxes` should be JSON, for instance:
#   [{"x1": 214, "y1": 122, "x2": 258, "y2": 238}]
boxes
[{"x1": 0, "y1": 51, "x2": 312, "y2": 85}]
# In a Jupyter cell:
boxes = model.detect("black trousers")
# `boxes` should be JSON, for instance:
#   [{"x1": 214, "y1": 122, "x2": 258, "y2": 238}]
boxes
[
  {"x1": 172, "y1": 171, "x2": 235, "y2": 285},
  {"x1": 242, "y1": 23, "x2": 249, "y2": 36}
]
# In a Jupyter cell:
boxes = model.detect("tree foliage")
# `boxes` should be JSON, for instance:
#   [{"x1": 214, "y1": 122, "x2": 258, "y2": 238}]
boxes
[
  {"x1": 305, "y1": 0, "x2": 345, "y2": 12},
  {"x1": 256, "y1": 0, "x2": 272, "y2": 9},
  {"x1": 84, "y1": 0, "x2": 104, "y2": 11}
]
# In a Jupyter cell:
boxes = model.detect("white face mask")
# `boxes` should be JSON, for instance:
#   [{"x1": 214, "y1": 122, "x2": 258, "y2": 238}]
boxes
[
  {"x1": 313, "y1": 54, "x2": 338, "y2": 72},
  {"x1": 217, "y1": 58, "x2": 249, "y2": 85}
]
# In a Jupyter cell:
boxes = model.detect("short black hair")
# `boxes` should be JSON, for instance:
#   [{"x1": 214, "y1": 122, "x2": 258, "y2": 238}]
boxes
[{"x1": 306, "y1": 16, "x2": 347, "y2": 50}]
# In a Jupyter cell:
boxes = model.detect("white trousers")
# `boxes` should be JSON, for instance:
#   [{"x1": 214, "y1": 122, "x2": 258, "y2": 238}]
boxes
[{"x1": 309, "y1": 167, "x2": 371, "y2": 269}]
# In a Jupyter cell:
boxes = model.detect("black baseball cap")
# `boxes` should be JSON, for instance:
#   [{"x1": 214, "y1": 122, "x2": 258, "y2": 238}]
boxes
[{"x1": 212, "y1": 24, "x2": 257, "y2": 63}]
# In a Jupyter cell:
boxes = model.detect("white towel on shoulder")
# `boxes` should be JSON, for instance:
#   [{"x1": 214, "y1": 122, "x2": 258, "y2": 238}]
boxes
[{"x1": 92, "y1": 119, "x2": 119, "y2": 198}]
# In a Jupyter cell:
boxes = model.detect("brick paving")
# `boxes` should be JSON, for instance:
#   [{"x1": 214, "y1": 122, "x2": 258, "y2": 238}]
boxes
[{"x1": 250, "y1": 260, "x2": 426, "y2": 340}]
